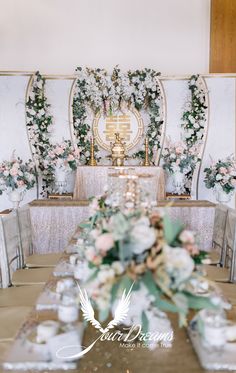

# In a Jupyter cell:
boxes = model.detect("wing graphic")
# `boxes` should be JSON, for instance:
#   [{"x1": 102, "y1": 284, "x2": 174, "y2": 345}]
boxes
[
  {"x1": 78, "y1": 285, "x2": 106, "y2": 334},
  {"x1": 106, "y1": 282, "x2": 134, "y2": 331}
]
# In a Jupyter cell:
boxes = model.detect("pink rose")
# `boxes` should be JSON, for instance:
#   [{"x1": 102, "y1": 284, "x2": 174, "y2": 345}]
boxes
[
  {"x1": 67, "y1": 154, "x2": 75, "y2": 161},
  {"x1": 231, "y1": 178, "x2": 236, "y2": 186},
  {"x1": 74, "y1": 148, "x2": 80, "y2": 157},
  {"x1": 95, "y1": 233, "x2": 114, "y2": 253},
  {"x1": 48, "y1": 151, "x2": 55, "y2": 158},
  {"x1": 55, "y1": 147, "x2": 64, "y2": 155},
  {"x1": 175, "y1": 146, "x2": 184, "y2": 154},
  {"x1": 219, "y1": 167, "x2": 227, "y2": 174},
  {"x1": 10, "y1": 168, "x2": 18, "y2": 176},
  {"x1": 17, "y1": 180, "x2": 25, "y2": 187},
  {"x1": 184, "y1": 244, "x2": 199, "y2": 256},
  {"x1": 179, "y1": 230, "x2": 195, "y2": 244}
]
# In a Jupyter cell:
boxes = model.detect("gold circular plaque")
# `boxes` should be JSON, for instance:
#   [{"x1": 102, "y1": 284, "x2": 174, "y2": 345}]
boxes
[{"x1": 93, "y1": 107, "x2": 144, "y2": 151}]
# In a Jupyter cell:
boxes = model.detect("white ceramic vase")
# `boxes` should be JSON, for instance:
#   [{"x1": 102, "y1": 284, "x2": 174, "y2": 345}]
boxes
[
  {"x1": 172, "y1": 171, "x2": 185, "y2": 195},
  {"x1": 215, "y1": 184, "x2": 233, "y2": 203},
  {"x1": 8, "y1": 189, "x2": 25, "y2": 209},
  {"x1": 54, "y1": 166, "x2": 68, "y2": 195}
]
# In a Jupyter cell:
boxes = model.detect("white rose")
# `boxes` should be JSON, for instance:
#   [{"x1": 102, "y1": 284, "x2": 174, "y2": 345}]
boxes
[
  {"x1": 129, "y1": 225, "x2": 157, "y2": 255},
  {"x1": 97, "y1": 268, "x2": 115, "y2": 283},
  {"x1": 216, "y1": 174, "x2": 223, "y2": 181},
  {"x1": 112, "y1": 261, "x2": 125, "y2": 275},
  {"x1": 85, "y1": 246, "x2": 97, "y2": 261},
  {"x1": 164, "y1": 246, "x2": 194, "y2": 288}
]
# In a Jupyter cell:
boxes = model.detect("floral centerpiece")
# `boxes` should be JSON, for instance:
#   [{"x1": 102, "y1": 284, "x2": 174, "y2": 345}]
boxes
[
  {"x1": 162, "y1": 140, "x2": 199, "y2": 194},
  {"x1": 76, "y1": 195, "x2": 216, "y2": 334},
  {"x1": 0, "y1": 155, "x2": 36, "y2": 208},
  {"x1": 204, "y1": 157, "x2": 236, "y2": 203},
  {"x1": 43, "y1": 140, "x2": 80, "y2": 194}
]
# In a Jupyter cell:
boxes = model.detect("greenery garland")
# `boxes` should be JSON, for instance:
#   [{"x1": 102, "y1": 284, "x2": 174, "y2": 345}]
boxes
[
  {"x1": 72, "y1": 67, "x2": 163, "y2": 165},
  {"x1": 181, "y1": 75, "x2": 207, "y2": 147},
  {"x1": 26, "y1": 71, "x2": 54, "y2": 194}
]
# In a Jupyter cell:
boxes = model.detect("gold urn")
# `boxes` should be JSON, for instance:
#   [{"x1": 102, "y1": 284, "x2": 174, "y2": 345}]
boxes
[{"x1": 111, "y1": 132, "x2": 126, "y2": 166}]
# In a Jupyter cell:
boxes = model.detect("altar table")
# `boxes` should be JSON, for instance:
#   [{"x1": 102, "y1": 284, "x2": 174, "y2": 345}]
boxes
[
  {"x1": 73, "y1": 166, "x2": 166, "y2": 200},
  {"x1": 29, "y1": 200, "x2": 215, "y2": 253}
]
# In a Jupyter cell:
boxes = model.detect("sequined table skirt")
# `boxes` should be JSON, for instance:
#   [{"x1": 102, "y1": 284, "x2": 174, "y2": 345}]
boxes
[{"x1": 29, "y1": 200, "x2": 215, "y2": 254}]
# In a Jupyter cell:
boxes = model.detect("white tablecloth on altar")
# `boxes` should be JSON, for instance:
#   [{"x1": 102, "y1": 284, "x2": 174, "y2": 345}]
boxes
[
  {"x1": 73, "y1": 166, "x2": 166, "y2": 200},
  {"x1": 29, "y1": 200, "x2": 215, "y2": 253}
]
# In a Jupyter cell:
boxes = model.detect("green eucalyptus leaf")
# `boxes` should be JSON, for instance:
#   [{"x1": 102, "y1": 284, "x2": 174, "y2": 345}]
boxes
[
  {"x1": 163, "y1": 214, "x2": 183, "y2": 245},
  {"x1": 141, "y1": 311, "x2": 149, "y2": 334},
  {"x1": 99, "y1": 308, "x2": 109, "y2": 323},
  {"x1": 184, "y1": 292, "x2": 217, "y2": 310}
]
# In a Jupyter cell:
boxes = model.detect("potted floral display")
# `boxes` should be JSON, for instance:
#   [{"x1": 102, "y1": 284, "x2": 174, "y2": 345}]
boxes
[
  {"x1": 162, "y1": 140, "x2": 199, "y2": 195},
  {"x1": 44, "y1": 140, "x2": 80, "y2": 194},
  {"x1": 0, "y1": 155, "x2": 37, "y2": 209},
  {"x1": 204, "y1": 157, "x2": 236, "y2": 203}
]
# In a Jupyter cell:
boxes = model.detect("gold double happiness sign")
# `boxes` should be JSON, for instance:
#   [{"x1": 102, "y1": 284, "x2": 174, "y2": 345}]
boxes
[
  {"x1": 93, "y1": 107, "x2": 144, "y2": 151},
  {"x1": 104, "y1": 115, "x2": 132, "y2": 142}
]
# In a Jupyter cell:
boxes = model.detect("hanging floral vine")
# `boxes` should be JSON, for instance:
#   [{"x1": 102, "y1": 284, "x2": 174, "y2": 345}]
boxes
[
  {"x1": 26, "y1": 71, "x2": 54, "y2": 193},
  {"x1": 181, "y1": 75, "x2": 207, "y2": 147},
  {"x1": 72, "y1": 67, "x2": 164, "y2": 165}
]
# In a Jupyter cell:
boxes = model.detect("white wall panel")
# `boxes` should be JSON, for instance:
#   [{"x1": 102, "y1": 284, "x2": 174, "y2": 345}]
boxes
[
  {"x1": 44, "y1": 79, "x2": 73, "y2": 144},
  {"x1": 161, "y1": 79, "x2": 189, "y2": 144},
  {"x1": 198, "y1": 78, "x2": 236, "y2": 207},
  {"x1": 0, "y1": 75, "x2": 37, "y2": 210}
]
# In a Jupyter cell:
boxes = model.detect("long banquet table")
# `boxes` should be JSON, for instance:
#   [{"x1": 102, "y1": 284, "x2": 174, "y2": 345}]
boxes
[
  {"x1": 73, "y1": 165, "x2": 166, "y2": 200},
  {"x1": 29, "y1": 200, "x2": 215, "y2": 253},
  {"x1": 2, "y1": 226, "x2": 235, "y2": 373}
]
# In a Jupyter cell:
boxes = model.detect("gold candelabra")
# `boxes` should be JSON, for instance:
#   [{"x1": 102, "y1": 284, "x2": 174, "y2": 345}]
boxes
[
  {"x1": 89, "y1": 137, "x2": 97, "y2": 166},
  {"x1": 143, "y1": 137, "x2": 150, "y2": 166}
]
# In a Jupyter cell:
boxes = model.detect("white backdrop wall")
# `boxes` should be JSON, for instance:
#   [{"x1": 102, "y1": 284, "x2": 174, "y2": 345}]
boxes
[
  {"x1": 0, "y1": 73, "x2": 235, "y2": 211},
  {"x1": 0, "y1": 0, "x2": 210, "y2": 75}
]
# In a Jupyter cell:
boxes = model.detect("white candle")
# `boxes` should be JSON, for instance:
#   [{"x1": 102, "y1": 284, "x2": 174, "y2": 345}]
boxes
[
  {"x1": 36, "y1": 320, "x2": 60, "y2": 343},
  {"x1": 58, "y1": 304, "x2": 79, "y2": 323}
]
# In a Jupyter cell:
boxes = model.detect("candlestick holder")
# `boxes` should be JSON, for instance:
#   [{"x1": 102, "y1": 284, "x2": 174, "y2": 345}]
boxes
[
  {"x1": 89, "y1": 137, "x2": 97, "y2": 166},
  {"x1": 143, "y1": 137, "x2": 150, "y2": 166}
]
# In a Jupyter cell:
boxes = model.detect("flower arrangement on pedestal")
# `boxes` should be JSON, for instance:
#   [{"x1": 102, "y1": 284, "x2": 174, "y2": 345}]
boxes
[
  {"x1": 72, "y1": 67, "x2": 164, "y2": 164},
  {"x1": 43, "y1": 140, "x2": 80, "y2": 194},
  {"x1": 162, "y1": 140, "x2": 199, "y2": 194},
  {"x1": 204, "y1": 157, "x2": 236, "y2": 203},
  {"x1": 76, "y1": 195, "x2": 217, "y2": 334},
  {"x1": 0, "y1": 155, "x2": 37, "y2": 208}
]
